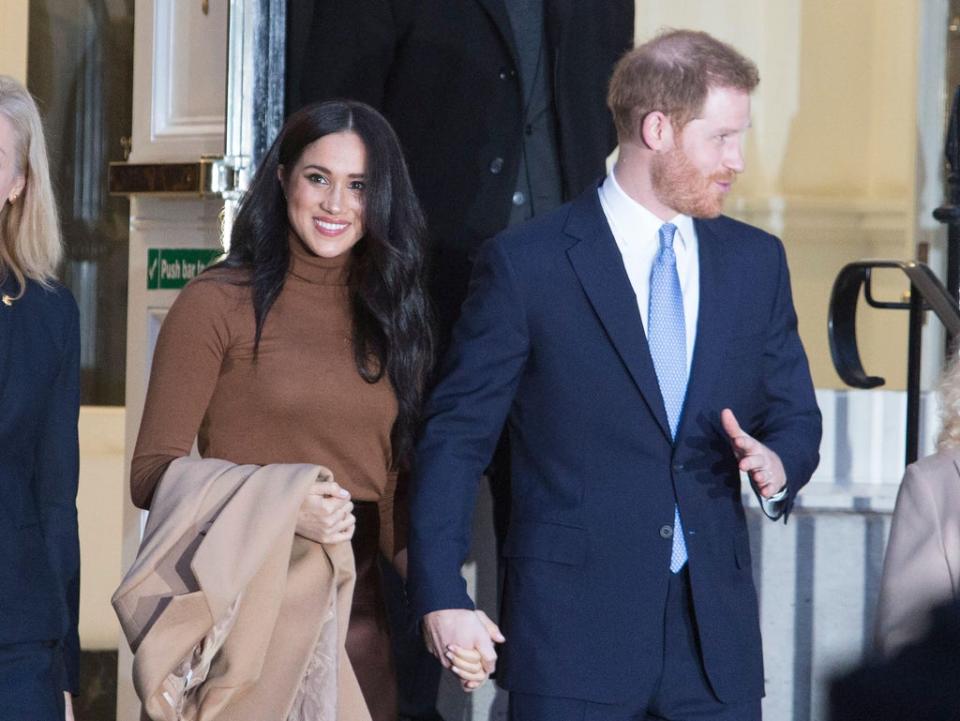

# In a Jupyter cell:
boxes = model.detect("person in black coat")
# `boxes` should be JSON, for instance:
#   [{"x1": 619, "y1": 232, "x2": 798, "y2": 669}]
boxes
[
  {"x1": 0, "y1": 75, "x2": 81, "y2": 721},
  {"x1": 291, "y1": 0, "x2": 635, "y2": 339}
]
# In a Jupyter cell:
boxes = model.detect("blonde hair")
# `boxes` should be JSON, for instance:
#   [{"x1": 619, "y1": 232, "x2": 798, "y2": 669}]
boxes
[
  {"x1": 0, "y1": 75, "x2": 62, "y2": 299},
  {"x1": 607, "y1": 29, "x2": 759, "y2": 142},
  {"x1": 938, "y1": 355, "x2": 960, "y2": 449}
]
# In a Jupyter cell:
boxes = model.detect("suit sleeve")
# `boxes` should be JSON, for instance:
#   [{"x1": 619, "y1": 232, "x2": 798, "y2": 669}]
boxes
[
  {"x1": 875, "y1": 463, "x2": 953, "y2": 656},
  {"x1": 755, "y1": 238, "x2": 822, "y2": 520},
  {"x1": 130, "y1": 280, "x2": 232, "y2": 508},
  {"x1": 33, "y1": 292, "x2": 81, "y2": 694},
  {"x1": 295, "y1": 0, "x2": 400, "y2": 111},
  {"x1": 407, "y1": 238, "x2": 530, "y2": 619}
]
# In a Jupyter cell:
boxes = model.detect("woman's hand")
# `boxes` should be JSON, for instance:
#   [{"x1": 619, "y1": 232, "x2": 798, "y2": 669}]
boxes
[
  {"x1": 446, "y1": 645, "x2": 489, "y2": 691},
  {"x1": 295, "y1": 480, "x2": 355, "y2": 544}
]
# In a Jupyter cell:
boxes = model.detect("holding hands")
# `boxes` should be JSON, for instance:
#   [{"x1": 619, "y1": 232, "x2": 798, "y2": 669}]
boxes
[
  {"x1": 295, "y1": 479, "x2": 356, "y2": 544},
  {"x1": 720, "y1": 408, "x2": 786, "y2": 498},
  {"x1": 423, "y1": 608, "x2": 505, "y2": 691}
]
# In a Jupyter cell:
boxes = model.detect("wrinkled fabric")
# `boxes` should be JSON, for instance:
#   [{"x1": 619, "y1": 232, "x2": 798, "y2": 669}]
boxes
[
  {"x1": 287, "y1": 605, "x2": 338, "y2": 721},
  {"x1": 113, "y1": 457, "x2": 371, "y2": 721}
]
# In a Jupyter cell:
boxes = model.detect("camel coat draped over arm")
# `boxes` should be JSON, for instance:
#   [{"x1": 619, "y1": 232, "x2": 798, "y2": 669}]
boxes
[{"x1": 112, "y1": 457, "x2": 371, "y2": 721}]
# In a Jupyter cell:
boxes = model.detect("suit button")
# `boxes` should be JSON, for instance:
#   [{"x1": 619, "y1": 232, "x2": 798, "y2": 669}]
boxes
[
  {"x1": 499, "y1": 67, "x2": 509, "y2": 80},
  {"x1": 673, "y1": 463, "x2": 684, "y2": 472},
  {"x1": 659, "y1": 525, "x2": 673, "y2": 539},
  {"x1": 512, "y1": 191, "x2": 525, "y2": 206},
  {"x1": 489, "y1": 157, "x2": 504, "y2": 174}
]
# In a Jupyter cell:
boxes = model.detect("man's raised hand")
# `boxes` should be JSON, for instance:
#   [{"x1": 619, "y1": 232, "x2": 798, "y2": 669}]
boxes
[{"x1": 720, "y1": 408, "x2": 786, "y2": 498}]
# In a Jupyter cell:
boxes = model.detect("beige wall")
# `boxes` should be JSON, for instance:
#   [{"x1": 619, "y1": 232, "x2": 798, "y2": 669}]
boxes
[
  {"x1": 0, "y1": 0, "x2": 29, "y2": 81},
  {"x1": 636, "y1": 1, "x2": 921, "y2": 389},
  {"x1": 78, "y1": 408, "x2": 124, "y2": 649}
]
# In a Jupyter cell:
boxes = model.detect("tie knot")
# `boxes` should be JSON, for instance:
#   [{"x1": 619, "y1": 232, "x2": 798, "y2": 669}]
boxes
[{"x1": 659, "y1": 223, "x2": 678, "y2": 251}]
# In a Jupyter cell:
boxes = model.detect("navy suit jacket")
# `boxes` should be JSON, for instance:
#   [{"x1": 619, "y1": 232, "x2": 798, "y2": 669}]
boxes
[
  {"x1": 408, "y1": 186, "x2": 821, "y2": 704},
  {"x1": 0, "y1": 276, "x2": 81, "y2": 694}
]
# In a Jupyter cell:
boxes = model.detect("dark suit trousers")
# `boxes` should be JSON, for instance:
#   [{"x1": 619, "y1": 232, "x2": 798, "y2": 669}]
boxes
[
  {"x1": 0, "y1": 642, "x2": 66, "y2": 721},
  {"x1": 509, "y1": 569, "x2": 762, "y2": 721}
]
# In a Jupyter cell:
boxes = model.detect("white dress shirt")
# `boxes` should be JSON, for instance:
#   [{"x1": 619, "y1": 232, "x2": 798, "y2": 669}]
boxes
[
  {"x1": 597, "y1": 171, "x2": 786, "y2": 516},
  {"x1": 598, "y1": 171, "x2": 699, "y2": 371}
]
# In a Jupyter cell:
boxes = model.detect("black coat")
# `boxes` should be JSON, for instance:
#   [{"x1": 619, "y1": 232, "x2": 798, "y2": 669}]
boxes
[{"x1": 292, "y1": 0, "x2": 634, "y2": 330}]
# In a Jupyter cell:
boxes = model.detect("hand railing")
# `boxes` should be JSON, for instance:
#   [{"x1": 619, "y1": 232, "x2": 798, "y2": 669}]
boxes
[{"x1": 828, "y1": 260, "x2": 960, "y2": 464}]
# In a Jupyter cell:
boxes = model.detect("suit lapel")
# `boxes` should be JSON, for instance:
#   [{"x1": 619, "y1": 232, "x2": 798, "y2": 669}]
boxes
[
  {"x1": 676, "y1": 219, "x2": 734, "y2": 440},
  {"x1": 474, "y1": 0, "x2": 520, "y2": 67},
  {"x1": 565, "y1": 191, "x2": 673, "y2": 442}
]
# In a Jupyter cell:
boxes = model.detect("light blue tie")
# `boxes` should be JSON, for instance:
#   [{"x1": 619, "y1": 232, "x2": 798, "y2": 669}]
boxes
[{"x1": 648, "y1": 223, "x2": 689, "y2": 573}]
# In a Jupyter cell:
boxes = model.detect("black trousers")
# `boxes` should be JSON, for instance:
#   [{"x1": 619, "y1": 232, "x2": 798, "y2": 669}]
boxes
[
  {"x1": 509, "y1": 568, "x2": 762, "y2": 721},
  {"x1": 0, "y1": 641, "x2": 66, "y2": 721}
]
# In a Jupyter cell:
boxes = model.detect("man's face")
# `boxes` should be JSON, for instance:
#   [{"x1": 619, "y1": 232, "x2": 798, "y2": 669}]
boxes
[{"x1": 651, "y1": 86, "x2": 751, "y2": 219}]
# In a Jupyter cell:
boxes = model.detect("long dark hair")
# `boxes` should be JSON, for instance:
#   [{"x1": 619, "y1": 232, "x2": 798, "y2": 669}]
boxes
[{"x1": 219, "y1": 100, "x2": 434, "y2": 463}]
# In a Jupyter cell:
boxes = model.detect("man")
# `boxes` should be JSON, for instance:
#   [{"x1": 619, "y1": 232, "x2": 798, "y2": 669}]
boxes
[{"x1": 408, "y1": 29, "x2": 822, "y2": 720}]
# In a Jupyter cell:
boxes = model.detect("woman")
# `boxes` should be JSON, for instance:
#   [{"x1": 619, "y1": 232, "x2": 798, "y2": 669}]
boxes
[
  {"x1": 876, "y1": 355, "x2": 960, "y2": 656},
  {"x1": 0, "y1": 76, "x2": 80, "y2": 721},
  {"x1": 131, "y1": 100, "x2": 483, "y2": 719}
]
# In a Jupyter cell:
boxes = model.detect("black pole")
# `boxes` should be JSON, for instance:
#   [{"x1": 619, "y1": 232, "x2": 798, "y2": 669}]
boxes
[
  {"x1": 906, "y1": 283, "x2": 924, "y2": 465},
  {"x1": 933, "y1": 85, "x2": 960, "y2": 358}
]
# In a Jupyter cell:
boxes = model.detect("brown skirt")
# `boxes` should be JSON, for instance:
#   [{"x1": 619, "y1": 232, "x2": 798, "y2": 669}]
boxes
[{"x1": 346, "y1": 501, "x2": 397, "y2": 721}]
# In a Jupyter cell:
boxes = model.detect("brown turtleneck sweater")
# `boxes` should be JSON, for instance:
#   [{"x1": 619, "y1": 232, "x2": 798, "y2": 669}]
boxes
[{"x1": 131, "y1": 238, "x2": 402, "y2": 559}]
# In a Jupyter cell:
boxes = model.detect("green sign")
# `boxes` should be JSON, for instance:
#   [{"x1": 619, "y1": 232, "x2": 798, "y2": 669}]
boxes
[{"x1": 147, "y1": 248, "x2": 223, "y2": 290}]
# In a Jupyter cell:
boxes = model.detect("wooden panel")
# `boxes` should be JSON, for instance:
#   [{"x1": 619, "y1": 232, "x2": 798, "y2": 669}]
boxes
[{"x1": 129, "y1": 0, "x2": 228, "y2": 163}]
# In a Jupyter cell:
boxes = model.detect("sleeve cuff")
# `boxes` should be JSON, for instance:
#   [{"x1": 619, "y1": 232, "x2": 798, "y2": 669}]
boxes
[{"x1": 759, "y1": 485, "x2": 788, "y2": 520}]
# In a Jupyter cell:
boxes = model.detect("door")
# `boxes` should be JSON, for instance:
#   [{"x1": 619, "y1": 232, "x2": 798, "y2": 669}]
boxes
[{"x1": 113, "y1": 1, "x2": 283, "y2": 717}]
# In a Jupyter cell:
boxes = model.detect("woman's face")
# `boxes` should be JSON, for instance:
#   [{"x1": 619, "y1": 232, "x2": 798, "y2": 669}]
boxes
[
  {"x1": 0, "y1": 114, "x2": 25, "y2": 207},
  {"x1": 280, "y1": 130, "x2": 367, "y2": 259}
]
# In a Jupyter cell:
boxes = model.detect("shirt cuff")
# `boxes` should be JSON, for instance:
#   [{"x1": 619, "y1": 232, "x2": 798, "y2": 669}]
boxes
[{"x1": 759, "y1": 485, "x2": 788, "y2": 520}]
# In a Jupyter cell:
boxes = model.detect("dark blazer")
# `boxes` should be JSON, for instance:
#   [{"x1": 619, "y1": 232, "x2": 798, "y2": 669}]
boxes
[
  {"x1": 408, "y1": 187, "x2": 822, "y2": 704},
  {"x1": 293, "y1": 0, "x2": 634, "y2": 331},
  {"x1": 0, "y1": 275, "x2": 81, "y2": 694}
]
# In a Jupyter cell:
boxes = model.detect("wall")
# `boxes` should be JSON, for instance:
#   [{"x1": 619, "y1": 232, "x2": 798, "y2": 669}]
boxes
[
  {"x1": 77, "y1": 408, "x2": 124, "y2": 649},
  {"x1": 0, "y1": 0, "x2": 29, "y2": 81}
]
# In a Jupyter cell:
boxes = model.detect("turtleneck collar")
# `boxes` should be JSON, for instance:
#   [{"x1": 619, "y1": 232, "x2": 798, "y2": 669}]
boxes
[{"x1": 287, "y1": 234, "x2": 352, "y2": 286}]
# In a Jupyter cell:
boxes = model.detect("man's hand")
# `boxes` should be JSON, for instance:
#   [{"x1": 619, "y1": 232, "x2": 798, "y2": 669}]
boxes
[
  {"x1": 721, "y1": 408, "x2": 786, "y2": 498},
  {"x1": 423, "y1": 608, "x2": 505, "y2": 691},
  {"x1": 64, "y1": 692, "x2": 74, "y2": 721}
]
